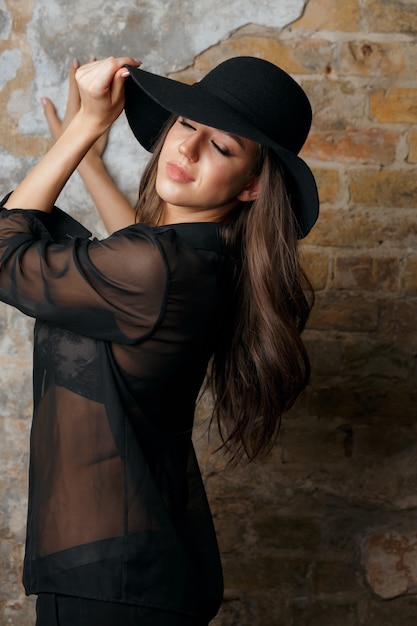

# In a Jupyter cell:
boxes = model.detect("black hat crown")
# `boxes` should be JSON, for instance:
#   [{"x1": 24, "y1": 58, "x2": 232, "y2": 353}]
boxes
[{"x1": 194, "y1": 57, "x2": 312, "y2": 155}]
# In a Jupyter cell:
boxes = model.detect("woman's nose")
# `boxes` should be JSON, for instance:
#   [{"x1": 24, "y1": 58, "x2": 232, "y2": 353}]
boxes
[{"x1": 178, "y1": 135, "x2": 199, "y2": 162}]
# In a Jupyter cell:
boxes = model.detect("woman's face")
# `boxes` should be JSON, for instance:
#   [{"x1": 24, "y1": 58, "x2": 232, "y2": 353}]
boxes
[{"x1": 156, "y1": 117, "x2": 260, "y2": 224}]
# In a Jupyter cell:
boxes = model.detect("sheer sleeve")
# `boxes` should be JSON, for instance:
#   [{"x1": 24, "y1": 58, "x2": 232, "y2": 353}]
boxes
[{"x1": 0, "y1": 208, "x2": 168, "y2": 343}]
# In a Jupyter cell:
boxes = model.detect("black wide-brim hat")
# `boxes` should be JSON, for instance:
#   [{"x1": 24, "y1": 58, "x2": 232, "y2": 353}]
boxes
[{"x1": 124, "y1": 56, "x2": 319, "y2": 238}]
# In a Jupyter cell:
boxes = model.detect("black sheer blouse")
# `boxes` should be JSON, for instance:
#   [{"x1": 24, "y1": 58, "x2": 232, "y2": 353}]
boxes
[{"x1": 0, "y1": 204, "x2": 226, "y2": 621}]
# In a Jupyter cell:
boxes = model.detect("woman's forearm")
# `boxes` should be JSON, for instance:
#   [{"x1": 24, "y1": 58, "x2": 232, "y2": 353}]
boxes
[
  {"x1": 4, "y1": 112, "x2": 103, "y2": 213},
  {"x1": 77, "y1": 155, "x2": 136, "y2": 233}
]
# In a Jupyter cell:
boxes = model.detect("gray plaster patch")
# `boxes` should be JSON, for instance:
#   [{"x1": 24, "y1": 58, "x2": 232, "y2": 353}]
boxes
[
  {"x1": 0, "y1": 148, "x2": 37, "y2": 191},
  {"x1": 26, "y1": 0, "x2": 306, "y2": 94},
  {"x1": 0, "y1": 49, "x2": 21, "y2": 91},
  {"x1": 0, "y1": 1, "x2": 11, "y2": 41},
  {"x1": 7, "y1": 88, "x2": 32, "y2": 121}
]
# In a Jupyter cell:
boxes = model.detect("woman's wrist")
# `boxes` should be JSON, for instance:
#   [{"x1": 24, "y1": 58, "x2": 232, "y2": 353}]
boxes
[{"x1": 78, "y1": 150, "x2": 104, "y2": 172}]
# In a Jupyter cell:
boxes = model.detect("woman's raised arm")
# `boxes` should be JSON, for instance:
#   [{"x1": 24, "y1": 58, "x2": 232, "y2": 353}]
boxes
[
  {"x1": 3, "y1": 57, "x2": 140, "y2": 218},
  {"x1": 41, "y1": 58, "x2": 136, "y2": 233}
]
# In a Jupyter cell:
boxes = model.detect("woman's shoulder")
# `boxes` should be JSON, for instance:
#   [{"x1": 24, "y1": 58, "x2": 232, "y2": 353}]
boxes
[{"x1": 151, "y1": 221, "x2": 225, "y2": 255}]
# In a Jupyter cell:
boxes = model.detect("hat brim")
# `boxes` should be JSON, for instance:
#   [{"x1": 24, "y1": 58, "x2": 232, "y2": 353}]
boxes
[{"x1": 124, "y1": 65, "x2": 319, "y2": 238}]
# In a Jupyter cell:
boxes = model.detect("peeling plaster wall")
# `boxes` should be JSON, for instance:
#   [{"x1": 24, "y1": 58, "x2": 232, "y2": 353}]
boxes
[{"x1": 2, "y1": 0, "x2": 417, "y2": 625}]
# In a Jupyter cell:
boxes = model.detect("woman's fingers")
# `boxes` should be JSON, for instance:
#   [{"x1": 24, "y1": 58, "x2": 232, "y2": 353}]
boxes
[
  {"x1": 109, "y1": 65, "x2": 134, "y2": 105},
  {"x1": 75, "y1": 56, "x2": 140, "y2": 96},
  {"x1": 75, "y1": 56, "x2": 141, "y2": 129},
  {"x1": 42, "y1": 56, "x2": 141, "y2": 142},
  {"x1": 41, "y1": 97, "x2": 62, "y2": 140},
  {"x1": 64, "y1": 59, "x2": 81, "y2": 120}
]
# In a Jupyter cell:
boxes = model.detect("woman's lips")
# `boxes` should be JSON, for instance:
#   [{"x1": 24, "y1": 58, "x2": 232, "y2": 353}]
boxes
[{"x1": 166, "y1": 162, "x2": 195, "y2": 183}]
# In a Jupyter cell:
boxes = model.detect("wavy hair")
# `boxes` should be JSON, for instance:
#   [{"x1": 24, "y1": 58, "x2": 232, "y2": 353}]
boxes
[
  {"x1": 212, "y1": 148, "x2": 313, "y2": 462},
  {"x1": 135, "y1": 119, "x2": 314, "y2": 463}
]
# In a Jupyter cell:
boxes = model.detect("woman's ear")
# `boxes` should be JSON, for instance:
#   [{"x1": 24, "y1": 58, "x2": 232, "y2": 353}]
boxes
[{"x1": 237, "y1": 176, "x2": 260, "y2": 202}]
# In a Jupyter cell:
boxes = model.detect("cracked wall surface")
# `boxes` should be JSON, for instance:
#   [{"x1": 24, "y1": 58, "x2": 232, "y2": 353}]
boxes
[{"x1": 1, "y1": 0, "x2": 417, "y2": 625}]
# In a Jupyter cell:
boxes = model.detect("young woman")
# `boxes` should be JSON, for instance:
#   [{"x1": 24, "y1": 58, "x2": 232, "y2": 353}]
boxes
[{"x1": 0, "y1": 55, "x2": 319, "y2": 626}]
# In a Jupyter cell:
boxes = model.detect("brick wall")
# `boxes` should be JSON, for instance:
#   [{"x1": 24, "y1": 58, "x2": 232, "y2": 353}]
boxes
[
  {"x1": 186, "y1": 2, "x2": 417, "y2": 624},
  {"x1": 1, "y1": 0, "x2": 416, "y2": 624}
]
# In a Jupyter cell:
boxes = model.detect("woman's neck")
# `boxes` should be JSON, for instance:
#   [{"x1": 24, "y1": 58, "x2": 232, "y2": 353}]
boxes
[{"x1": 158, "y1": 202, "x2": 236, "y2": 225}]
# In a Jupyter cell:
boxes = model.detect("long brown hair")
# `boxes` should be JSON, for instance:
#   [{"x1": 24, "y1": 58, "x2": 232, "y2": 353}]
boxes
[
  {"x1": 212, "y1": 148, "x2": 313, "y2": 462},
  {"x1": 135, "y1": 120, "x2": 314, "y2": 463}
]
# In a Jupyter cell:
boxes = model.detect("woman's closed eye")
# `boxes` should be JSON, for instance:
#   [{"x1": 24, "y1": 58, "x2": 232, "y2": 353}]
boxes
[
  {"x1": 178, "y1": 118, "x2": 195, "y2": 130},
  {"x1": 211, "y1": 142, "x2": 231, "y2": 157},
  {"x1": 178, "y1": 118, "x2": 232, "y2": 157}
]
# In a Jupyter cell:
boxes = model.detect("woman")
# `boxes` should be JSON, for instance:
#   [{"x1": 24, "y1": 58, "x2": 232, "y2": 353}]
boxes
[{"x1": 0, "y1": 55, "x2": 318, "y2": 625}]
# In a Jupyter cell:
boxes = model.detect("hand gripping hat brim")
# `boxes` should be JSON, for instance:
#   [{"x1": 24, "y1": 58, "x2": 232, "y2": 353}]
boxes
[{"x1": 124, "y1": 56, "x2": 319, "y2": 238}]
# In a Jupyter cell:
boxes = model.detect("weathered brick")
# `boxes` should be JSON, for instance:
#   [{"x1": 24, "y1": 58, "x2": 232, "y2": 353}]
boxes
[
  {"x1": 313, "y1": 559, "x2": 360, "y2": 595},
  {"x1": 221, "y1": 555, "x2": 310, "y2": 590},
  {"x1": 280, "y1": 423, "x2": 354, "y2": 463},
  {"x1": 307, "y1": 293, "x2": 378, "y2": 332},
  {"x1": 309, "y1": 385, "x2": 417, "y2": 420},
  {"x1": 363, "y1": 0, "x2": 417, "y2": 34},
  {"x1": 362, "y1": 531, "x2": 417, "y2": 599},
  {"x1": 401, "y1": 255, "x2": 417, "y2": 294},
  {"x1": 407, "y1": 128, "x2": 417, "y2": 163},
  {"x1": 364, "y1": 597, "x2": 417, "y2": 626},
  {"x1": 308, "y1": 168, "x2": 340, "y2": 204},
  {"x1": 341, "y1": 340, "x2": 412, "y2": 380},
  {"x1": 307, "y1": 207, "x2": 417, "y2": 249},
  {"x1": 291, "y1": 602, "x2": 358, "y2": 626},
  {"x1": 252, "y1": 514, "x2": 322, "y2": 551},
  {"x1": 216, "y1": 593, "x2": 291, "y2": 626},
  {"x1": 212, "y1": 598, "x2": 255, "y2": 626},
  {"x1": 349, "y1": 170, "x2": 417, "y2": 209},
  {"x1": 214, "y1": 507, "x2": 248, "y2": 554},
  {"x1": 303, "y1": 128, "x2": 397, "y2": 165},
  {"x1": 300, "y1": 248, "x2": 329, "y2": 290},
  {"x1": 256, "y1": 595, "x2": 292, "y2": 626},
  {"x1": 291, "y1": 0, "x2": 361, "y2": 32},
  {"x1": 378, "y1": 298, "x2": 417, "y2": 348},
  {"x1": 175, "y1": 36, "x2": 335, "y2": 81},
  {"x1": 304, "y1": 337, "x2": 342, "y2": 377},
  {"x1": 351, "y1": 422, "x2": 416, "y2": 459},
  {"x1": 371, "y1": 87, "x2": 417, "y2": 123},
  {"x1": 333, "y1": 255, "x2": 399, "y2": 291},
  {"x1": 339, "y1": 40, "x2": 406, "y2": 77},
  {"x1": 306, "y1": 80, "x2": 368, "y2": 130}
]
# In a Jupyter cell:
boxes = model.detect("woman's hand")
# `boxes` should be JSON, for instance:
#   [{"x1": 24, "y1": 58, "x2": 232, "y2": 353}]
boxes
[
  {"x1": 43, "y1": 56, "x2": 141, "y2": 141},
  {"x1": 42, "y1": 58, "x2": 108, "y2": 161},
  {"x1": 42, "y1": 56, "x2": 142, "y2": 158},
  {"x1": 74, "y1": 56, "x2": 138, "y2": 136},
  {"x1": 41, "y1": 58, "x2": 108, "y2": 159}
]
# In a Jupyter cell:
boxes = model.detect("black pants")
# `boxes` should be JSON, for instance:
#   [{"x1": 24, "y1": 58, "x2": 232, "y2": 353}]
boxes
[{"x1": 35, "y1": 594, "x2": 208, "y2": 626}]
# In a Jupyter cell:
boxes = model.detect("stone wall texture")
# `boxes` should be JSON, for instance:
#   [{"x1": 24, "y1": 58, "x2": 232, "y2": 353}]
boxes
[{"x1": 1, "y1": 0, "x2": 416, "y2": 624}]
